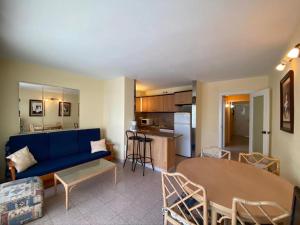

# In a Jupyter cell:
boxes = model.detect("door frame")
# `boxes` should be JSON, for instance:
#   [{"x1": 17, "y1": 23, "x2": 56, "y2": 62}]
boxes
[
  {"x1": 249, "y1": 88, "x2": 270, "y2": 155},
  {"x1": 218, "y1": 90, "x2": 253, "y2": 149}
]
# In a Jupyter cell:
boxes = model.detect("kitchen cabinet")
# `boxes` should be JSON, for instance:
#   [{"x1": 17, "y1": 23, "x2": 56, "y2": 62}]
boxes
[
  {"x1": 147, "y1": 96, "x2": 163, "y2": 112},
  {"x1": 141, "y1": 96, "x2": 149, "y2": 112},
  {"x1": 163, "y1": 95, "x2": 176, "y2": 112},
  {"x1": 136, "y1": 92, "x2": 191, "y2": 112},
  {"x1": 174, "y1": 91, "x2": 192, "y2": 105},
  {"x1": 135, "y1": 97, "x2": 141, "y2": 112}
]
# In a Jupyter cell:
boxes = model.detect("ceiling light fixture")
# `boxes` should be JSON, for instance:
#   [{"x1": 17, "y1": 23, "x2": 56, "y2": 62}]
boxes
[
  {"x1": 276, "y1": 63, "x2": 286, "y2": 71},
  {"x1": 287, "y1": 47, "x2": 300, "y2": 59},
  {"x1": 276, "y1": 43, "x2": 299, "y2": 72}
]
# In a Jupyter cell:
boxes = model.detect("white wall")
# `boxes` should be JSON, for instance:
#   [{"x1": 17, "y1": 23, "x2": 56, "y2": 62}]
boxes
[
  {"x1": 196, "y1": 76, "x2": 269, "y2": 155},
  {"x1": 269, "y1": 25, "x2": 300, "y2": 185}
]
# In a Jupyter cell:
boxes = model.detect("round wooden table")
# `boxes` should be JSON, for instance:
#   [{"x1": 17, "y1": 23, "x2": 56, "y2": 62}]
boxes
[{"x1": 176, "y1": 158, "x2": 294, "y2": 224}]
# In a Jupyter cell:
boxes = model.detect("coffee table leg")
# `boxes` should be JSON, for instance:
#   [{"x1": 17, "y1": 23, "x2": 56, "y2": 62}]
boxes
[
  {"x1": 65, "y1": 185, "x2": 69, "y2": 210},
  {"x1": 114, "y1": 167, "x2": 117, "y2": 184}
]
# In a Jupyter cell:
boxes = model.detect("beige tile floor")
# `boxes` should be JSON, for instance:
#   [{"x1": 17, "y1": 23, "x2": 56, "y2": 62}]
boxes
[{"x1": 29, "y1": 162, "x2": 163, "y2": 225}]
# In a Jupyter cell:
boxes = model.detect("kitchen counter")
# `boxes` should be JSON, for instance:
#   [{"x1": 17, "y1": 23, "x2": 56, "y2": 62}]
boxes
[
  {"x1": 127, "y1": 129, "x2": 181, "y2": 171},
  {"x1": 139, "y1": 130, "x2": 182, "y2": 138}
]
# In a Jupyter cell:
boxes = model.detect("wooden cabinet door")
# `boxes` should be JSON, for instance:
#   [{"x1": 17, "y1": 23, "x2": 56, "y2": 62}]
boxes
[
  {"x1": 174, "y1": 91, "x2": 192, "y2": 105},
  {"x1": 135, "y1": 97, "x2": 141, "y2": 112},
  {"x1": 147, "y1": 96, "x2": 163, "y2": 112},
  {"x1": 163, "y1": 95, "x2": 175, "y2": 112},
  {"x1": 141, "y1": 97, "x2": 149, "y2": 112}
]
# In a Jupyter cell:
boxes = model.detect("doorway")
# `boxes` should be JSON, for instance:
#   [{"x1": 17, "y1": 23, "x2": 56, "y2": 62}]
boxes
[
  {"x1": 222, "y1": 94, "x2": 250, "y2": 159},
  {"x1": 219, "y1": 89, "x2": 271, "y2": 160}
]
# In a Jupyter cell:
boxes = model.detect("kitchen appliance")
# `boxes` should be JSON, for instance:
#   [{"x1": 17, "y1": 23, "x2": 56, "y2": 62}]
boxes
[
  {"x1": 141, "y1": 118, "x2": 153, "y2": 126},
  {"x1": 129, "y1": 120, "x2": 137, "y2": 132},
  {"x1": 174, "y1": 112, "x2": 191, "y2": 157}
]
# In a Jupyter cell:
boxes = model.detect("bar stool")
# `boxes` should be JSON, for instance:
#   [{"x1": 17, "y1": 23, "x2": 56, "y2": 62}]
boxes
[
  {"x1": 123, "y1": 130, "x2": 143, "y2": 171},
  {"x1": 135, "y1": 132, "x2": 154, "y2": 176}
]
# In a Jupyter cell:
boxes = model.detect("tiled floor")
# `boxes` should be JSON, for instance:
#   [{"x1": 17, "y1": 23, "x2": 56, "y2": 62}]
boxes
[
  {"x1": 29, "y1": 162, "x2": 163, "y2": 225},
  {"x1": 224, "y1": 135, "x2": 249, "y2": 160}
]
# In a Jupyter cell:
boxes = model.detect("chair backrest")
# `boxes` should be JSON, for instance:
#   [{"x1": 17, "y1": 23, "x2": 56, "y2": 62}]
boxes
[
  {"x1": 290, "y1": 186, "x2": 300, "y2": 225},
  {"x1": 231, "y1": 197, "x2": 290, "y2": 225},
  {"x1": 238, "y1": 152, "x2": 280, "y2": 175},
  {"x1": 161, "y1": 172, "x2": 208, "y2": 225},
  {"x1": 201, "y1": 146, "x2": 231, "y2": 160}
]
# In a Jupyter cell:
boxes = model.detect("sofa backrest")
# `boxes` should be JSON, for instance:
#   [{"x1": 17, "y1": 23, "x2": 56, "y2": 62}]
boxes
[
  {"x1": 6, "y1": 133, "x2": 50, "y2": 162},
  {"x1": 6, "y1": 128, "x2": 101, "y2": 162}
]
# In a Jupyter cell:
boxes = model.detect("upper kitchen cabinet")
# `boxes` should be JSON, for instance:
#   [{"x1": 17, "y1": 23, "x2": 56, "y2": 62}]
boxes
[
  {"x1": 136, "y1": 97, "x2": 141, "y2": 112},
  {"x1": 147, "y1": 96, "x2": 164, "y2": 112},
  {"x1": 163, "y1": 94, "x2": 176, "y2": 112},
  {"x1": 174, "y1": 91, "x2": 192, "y2": 105}
]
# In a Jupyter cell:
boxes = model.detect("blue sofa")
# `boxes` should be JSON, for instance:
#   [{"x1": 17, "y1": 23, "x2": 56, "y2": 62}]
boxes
[{"x1": 5, "y1": 128, "x2": 111, "y2": 180}]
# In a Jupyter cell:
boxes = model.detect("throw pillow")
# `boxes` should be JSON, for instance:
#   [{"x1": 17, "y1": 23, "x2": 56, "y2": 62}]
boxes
[
  {"x1": 6, "y1": 146, "x2": 37, "y2": 173},
  {"x1": 91, "y1": 139, "x2": 107, "y2": 153}
]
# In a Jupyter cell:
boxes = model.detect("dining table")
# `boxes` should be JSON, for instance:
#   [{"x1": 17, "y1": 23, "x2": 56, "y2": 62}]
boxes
[{"x1": 176, "y1": 157, "x2": 294, "y2": 225}]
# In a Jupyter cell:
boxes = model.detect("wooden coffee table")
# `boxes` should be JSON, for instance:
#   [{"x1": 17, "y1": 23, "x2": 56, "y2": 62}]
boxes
[{"x1": 54, "y1": 158, "x2": 117, "y2": 210}]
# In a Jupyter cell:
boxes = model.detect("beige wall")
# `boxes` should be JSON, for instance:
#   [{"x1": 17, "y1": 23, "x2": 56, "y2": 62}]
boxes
[
  {"x1": 142, "y1": 85, "x2": 192, "y2": 96},
  {"x1": 0, "y1": 59, "x2": 135, "y2": 178},
  {"x1": 196, "y1": 76, "x2": 269, "y2": 155},
  {"x1": 269, "y1": 25, "x2": 300, "y2": 185},
  {"x1": 0, "y1": 59, "x2": 105, "y2": 177},
  {"x1": 102, "y1": 77, "x2": 134, "y2": 160}
]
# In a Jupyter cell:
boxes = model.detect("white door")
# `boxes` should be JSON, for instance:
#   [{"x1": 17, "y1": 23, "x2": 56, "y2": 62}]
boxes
[{"x1": 249, "y1": 89, "x2": 270, "y2": 155}]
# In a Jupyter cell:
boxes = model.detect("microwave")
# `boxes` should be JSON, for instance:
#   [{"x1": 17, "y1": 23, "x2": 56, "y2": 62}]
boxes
[{"x1": 141, "y1": 118, "x2": 153, "y2": 126}]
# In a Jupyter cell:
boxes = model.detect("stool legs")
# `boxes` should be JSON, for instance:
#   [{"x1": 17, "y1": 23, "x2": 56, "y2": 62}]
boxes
[
  {"x1": 149, "y1": 142, "x2": 154, "y2": 171},
  {"x1": 123, "y1": 139, "x2": 129, "y2": 168}
]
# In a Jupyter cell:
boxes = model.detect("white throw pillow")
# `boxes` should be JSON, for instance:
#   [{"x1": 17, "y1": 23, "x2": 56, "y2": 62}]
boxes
[
  {"x1": 90, "y1": 139, "x2": 107, "y2": 153},
  {"x1": 6, "y1": 146, "x2": 37, "y2": 173}
]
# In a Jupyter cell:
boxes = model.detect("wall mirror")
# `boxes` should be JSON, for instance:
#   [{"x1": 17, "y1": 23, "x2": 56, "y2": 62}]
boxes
[{"x1": 19, "y1": 82, "x2": 80, "y2": 133}]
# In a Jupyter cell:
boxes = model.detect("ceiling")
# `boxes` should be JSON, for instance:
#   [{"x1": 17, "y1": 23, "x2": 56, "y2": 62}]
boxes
[{"x1": 1, "y1": 0, "x2": 300, "y2": 90}]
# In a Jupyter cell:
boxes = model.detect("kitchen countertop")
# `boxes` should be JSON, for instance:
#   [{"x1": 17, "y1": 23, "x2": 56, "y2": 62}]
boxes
[{"x1": 138, "y1": 130, "x2": 182, "y2": 138}]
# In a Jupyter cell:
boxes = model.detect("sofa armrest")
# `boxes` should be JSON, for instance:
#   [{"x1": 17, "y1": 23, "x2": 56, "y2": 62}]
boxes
[
  {"x1": 7, "y1": 159, "x2": 16, "y2": 180},
  {"x1": 106, "y1": 141, "x2": 114, "y2": 152}
]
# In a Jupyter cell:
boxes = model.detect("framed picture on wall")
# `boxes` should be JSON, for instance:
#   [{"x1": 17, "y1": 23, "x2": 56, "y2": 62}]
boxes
[
  {"x1": 29, "y1": 99, "x2": 44, "y2": 117},
  {"x1": 59, "y1": 102, "x2": 71, "y2": 116},
  {"x1": 280, "y1": 70, "x2": 294, "y2": 133}
]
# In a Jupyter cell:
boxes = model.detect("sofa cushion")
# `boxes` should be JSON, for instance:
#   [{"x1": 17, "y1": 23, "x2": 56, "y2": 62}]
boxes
[
  {"x1": 49, "y1": 130, "x2": 79, "y2": 159},
  {"x1": 7, "y1": 133, "x2": 50, "y2": 162},
  {"x1": 16, "y1": 151, "x2": 111, "y2": 179},
  {"x1": 78, "y1": 129, "x2": 101, "y2": 153}
]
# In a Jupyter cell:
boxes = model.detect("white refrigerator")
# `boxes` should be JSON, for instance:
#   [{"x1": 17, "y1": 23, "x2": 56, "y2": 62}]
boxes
[{"x1": 174, "y1": 113, "x2": 191, "y2": 157}]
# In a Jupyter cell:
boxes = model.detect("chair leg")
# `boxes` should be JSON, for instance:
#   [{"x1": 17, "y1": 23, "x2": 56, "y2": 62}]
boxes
[
  {"x1": 149, "y1": 142, "x2": 154, "y2": 171},
  {"x1": 131, "y1": 140, "x2": 136, "y2": 171},
  {"x1": 123, "y1": 139, "x2": 129, "y2": 168},
  {"x1": 143, "y1": 141, "x2": 146, "y2": 176},
  {"x1": 134, "y1": 141, "x2": 140, "y2": 171}
]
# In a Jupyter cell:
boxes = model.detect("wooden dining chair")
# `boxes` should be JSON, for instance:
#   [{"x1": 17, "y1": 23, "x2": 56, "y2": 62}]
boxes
[
  {"x1": 238, "y1": 152, "x2": 280, "y2": 175},
  {"x1": 201, "y1": 146, "x2": 231, "y2": 160},
  {"x1": 161, "y1": 172, "x2": 208, "y2": 225},
  {"x1": 231, "y1": 197, "x2": 290, "y2": 225}
]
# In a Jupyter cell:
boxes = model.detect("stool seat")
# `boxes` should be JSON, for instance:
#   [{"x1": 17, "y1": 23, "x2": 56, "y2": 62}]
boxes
[
  {"x1": 128, "y1": 136, "x2": 140, "y2": 140},
  {"x1": 138, "y1": 137, "x2": 153, "y2": 142}
]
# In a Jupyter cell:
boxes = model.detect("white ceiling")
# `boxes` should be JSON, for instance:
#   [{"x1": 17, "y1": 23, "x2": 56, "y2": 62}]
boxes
[{"x1": 1, "y1": 0, "x2": 300, "y2": 90}]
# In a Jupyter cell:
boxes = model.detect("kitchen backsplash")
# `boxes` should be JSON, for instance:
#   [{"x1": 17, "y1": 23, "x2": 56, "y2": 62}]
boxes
[{"x1": 136, "y1": 112, "x2": 174, "y2": 129}]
